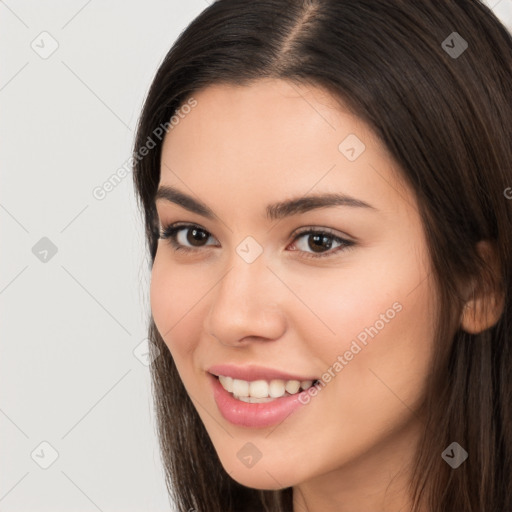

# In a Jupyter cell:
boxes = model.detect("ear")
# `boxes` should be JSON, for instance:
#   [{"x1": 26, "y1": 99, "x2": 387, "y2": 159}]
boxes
[{"x1": 460, "y1": 240, "x2": 505, "y2": 334}]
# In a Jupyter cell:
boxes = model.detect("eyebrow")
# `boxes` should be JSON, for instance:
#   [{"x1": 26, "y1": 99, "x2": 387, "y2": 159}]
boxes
[{"x1": 155, "y1": 185, "x2": 377, "y2": 221}]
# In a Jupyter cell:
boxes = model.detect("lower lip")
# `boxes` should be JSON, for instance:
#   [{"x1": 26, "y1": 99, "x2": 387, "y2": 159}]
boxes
[{"x1": 208, "y1": 373, "x2": 316, "y2": 428}]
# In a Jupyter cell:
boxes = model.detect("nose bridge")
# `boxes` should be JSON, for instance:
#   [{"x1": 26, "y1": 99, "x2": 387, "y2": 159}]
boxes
[
  {"x1": 215, "y1": 247, "x2": 274, "y2": 313},
  {"x1": 205, "y1": 245, "x2": 287, "y2": 343}
]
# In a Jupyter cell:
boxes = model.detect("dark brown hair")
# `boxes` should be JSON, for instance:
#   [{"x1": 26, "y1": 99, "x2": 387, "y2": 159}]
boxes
[{"x1": 132, "y1": 1, "x2": 512, "y2": 510}]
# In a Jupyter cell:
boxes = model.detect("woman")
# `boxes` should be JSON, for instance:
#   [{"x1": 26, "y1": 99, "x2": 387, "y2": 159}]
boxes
[{"x1": 132, "y1": 1, "x2": 512, "y2": 510}]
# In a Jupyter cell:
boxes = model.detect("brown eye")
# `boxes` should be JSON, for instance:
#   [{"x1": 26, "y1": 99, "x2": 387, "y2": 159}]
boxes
[
  {"x1": 306, "y1": 233, "x2": 334, "y2": 252},
  {"x1": 184, "y1": 227, "x2": 210, "y2": 247},
  {"x1": 159, "y1": 223, "x2": 217, "y2": 252},
  {"x1": 290, "y1": 228, "x2": 355, "y2": 259}
]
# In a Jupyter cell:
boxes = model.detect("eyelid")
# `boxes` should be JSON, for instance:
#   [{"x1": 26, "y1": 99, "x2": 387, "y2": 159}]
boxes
[
  {"x1": 292, "y1": 225, "x2": 355, "y2": 241},
  {"x1": 159, "y1": 221, "x2": 219, "y2": 242}
]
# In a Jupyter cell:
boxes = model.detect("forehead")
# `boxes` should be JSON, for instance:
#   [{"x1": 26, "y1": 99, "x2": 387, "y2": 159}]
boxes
[{"x1": 159, "y1": 79, "x2": 411, "y2": 217}]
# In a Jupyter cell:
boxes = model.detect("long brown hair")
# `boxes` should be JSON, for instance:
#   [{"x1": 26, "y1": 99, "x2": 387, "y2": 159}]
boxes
[{"x1": 132, "y1": 1, "x2": 512, "y2": 510}]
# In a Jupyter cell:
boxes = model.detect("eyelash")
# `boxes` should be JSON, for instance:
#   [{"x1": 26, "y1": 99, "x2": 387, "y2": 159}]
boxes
[{"x1": 158, "y1": 222, "x2": 355, "y2": 259}]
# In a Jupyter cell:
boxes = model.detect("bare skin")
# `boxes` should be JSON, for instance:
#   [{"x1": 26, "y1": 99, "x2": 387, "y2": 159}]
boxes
[{"x1": 150, "y1": 78, "x2": 438, "y2": 512}]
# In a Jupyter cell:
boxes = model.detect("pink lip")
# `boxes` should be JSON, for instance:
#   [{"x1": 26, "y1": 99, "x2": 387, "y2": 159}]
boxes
[
  {"x1": 208, "y1": 373, "x2": 317, "y2": 428},
  {"x1": 207, "y1": 363, "x2": 317, "y2": 382}
]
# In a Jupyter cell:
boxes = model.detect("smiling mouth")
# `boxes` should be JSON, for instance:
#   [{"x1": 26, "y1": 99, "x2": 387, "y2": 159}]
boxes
[{"x1": 213, "y1": 374, "x2": 320, "y2": 403}]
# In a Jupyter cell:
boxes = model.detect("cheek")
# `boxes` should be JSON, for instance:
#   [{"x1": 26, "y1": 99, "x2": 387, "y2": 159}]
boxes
[
  {"x1": 287, "y1": 258, "x2": 427, "y2": 354},
  {"x1": 150, "y1": 249, "x2": 173, "y2": 338},
  {"x1": 149, "y1": 253, "x2": 227, "y2": 428},
  {"x1": 292, "y1": 242, "x2": 436, "y2": 403},
  {"x1": 150, "y1": 249, "x2": 195, "y2": 353}
]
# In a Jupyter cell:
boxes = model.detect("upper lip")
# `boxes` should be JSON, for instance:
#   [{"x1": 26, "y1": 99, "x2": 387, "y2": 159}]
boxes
[{"x1": 207, "y1": 363, "x2": 317, "y2": 382}]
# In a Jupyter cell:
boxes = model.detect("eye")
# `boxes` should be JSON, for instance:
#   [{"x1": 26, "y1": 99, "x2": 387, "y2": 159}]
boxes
[
  {"x1": 159, "y1": 222, "x2": 218, "y2": 253},
  {"x1": 289, "y1": 227, "x2": 355, "y2": 259},
  {"x1": 159, "y1": 222, "x2": 355, "y2": 259}
]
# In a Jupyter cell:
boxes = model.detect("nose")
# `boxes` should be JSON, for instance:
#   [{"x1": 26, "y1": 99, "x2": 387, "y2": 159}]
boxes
[{"x1": 204, "y1": 251, "x2": 288, "y2": 347}]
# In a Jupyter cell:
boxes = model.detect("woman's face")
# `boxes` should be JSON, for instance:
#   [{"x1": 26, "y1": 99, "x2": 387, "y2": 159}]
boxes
[{"x1": 150, "y1": 79, "x2": 437, "y2": 493}]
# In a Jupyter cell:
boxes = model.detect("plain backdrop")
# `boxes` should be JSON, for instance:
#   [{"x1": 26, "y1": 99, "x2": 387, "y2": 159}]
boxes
[{"x1": 1, "y1": 1, "x2": 511, "y2": 511}]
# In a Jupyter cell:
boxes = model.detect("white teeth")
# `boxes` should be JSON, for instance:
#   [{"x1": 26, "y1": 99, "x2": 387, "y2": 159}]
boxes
[
  {"x1": 232, "y1": 379, "x2": 249, "y2": 397},
  {"x1": 269, "y1": 379, "x2": 285, "y2": 398},
  {"x1": 217, "y1": 375, "x2": 316, "y2": 400},
  {"x1": 300, "y1": 380, "x2": 313, "y2": 390},
  {"x1": 218, "y1": 375, "x2": 233, "y2": 393},
  {"x1": 249, "y1": 380, "x2": 269, "y2": 399},
  {"x1": 285, "y1": 380, "x2": 300, "y2": 394},
  {"x1": 235, "y1": 395, "x2": 276, "y2": 403}
]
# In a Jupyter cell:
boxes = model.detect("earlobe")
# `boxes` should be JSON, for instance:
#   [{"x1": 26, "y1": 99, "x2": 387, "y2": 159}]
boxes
[
  {"x1": 460, "y1": 296, "x2": 504, "y2": 334},
  {"x1": 460, "y1": 240, "x2": 505, "y2": 334}
]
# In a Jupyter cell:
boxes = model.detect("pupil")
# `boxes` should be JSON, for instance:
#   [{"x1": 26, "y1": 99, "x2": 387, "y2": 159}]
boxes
[{"x1": 310, "y1": 234, "x2": 332, "y2": 252}]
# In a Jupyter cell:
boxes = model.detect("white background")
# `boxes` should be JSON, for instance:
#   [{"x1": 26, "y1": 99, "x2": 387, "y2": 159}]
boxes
[{"x1": 1, "y1": 1, "x2": 511, "y2": 511}]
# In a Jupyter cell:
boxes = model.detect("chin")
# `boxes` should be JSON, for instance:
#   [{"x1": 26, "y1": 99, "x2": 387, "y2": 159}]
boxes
[
  {"x1": 220, "y1": 457, "x2": 299, "y2": 490},
  {"x1": 229, "y1": 472, "x2": 292, "y2": 491}
]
